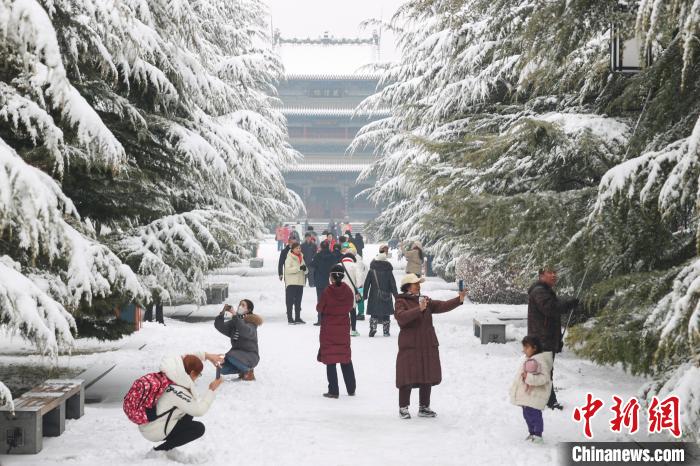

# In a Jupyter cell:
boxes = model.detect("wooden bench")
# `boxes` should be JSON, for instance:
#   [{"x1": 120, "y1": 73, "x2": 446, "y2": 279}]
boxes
[
  {"x1": 473, "y1": 318, "x2": 506, "y2": 344},
  {"x1": 0, "y1": 379, "x2": 84, "y2": 454},
  {"x1": 205, "y1": 283, "x2": 229, "y2": 304}
]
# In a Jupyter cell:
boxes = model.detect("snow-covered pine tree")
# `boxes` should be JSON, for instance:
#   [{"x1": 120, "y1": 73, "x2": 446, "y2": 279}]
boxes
[
  {"x1": 355, "y1": 0, "x2": 700, "y2": 438},
  {"x1": 0, "y1": 0, "x2": 300, "y2": 345}
]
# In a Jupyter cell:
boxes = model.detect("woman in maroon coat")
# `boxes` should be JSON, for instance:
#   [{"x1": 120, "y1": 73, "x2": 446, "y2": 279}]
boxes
[
  {"x1": 395, "y1": 273, "x2": 468, "y2": 419},
  {"x1": 317, "y1": 264, "x2": 357, "y2": 398}
]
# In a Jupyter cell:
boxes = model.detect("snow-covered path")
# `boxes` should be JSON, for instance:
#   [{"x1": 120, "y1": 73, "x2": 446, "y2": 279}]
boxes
[{"x1": 3, "y1": 239, "x2": 654, "y2": 466}]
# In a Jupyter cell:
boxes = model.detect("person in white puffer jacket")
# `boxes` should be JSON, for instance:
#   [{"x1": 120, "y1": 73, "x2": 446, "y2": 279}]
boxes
[
  {"x1": 509, "y1": 336, "x2": 553, "y2": 444},
  {"x1": 139, "y1": 352, "x2": 224, "y2": 451},
  {"x1": 339, "y1": 243, "x2": 363, "y2": 337}
]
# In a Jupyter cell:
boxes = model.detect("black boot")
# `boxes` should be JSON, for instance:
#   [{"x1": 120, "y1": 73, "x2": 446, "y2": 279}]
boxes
[
  {"x1": 294, "y1": 311, "x2": 305, "y2": 324},
  {"x1": 383, "y1": 320, "x2": 391, "y2": 337},
  {"x1": 287, "y1": 309, "x2": 294, "y2": 324},
  {"x1": 369, "y1": 318, "x2": 377, "y2": 337}
]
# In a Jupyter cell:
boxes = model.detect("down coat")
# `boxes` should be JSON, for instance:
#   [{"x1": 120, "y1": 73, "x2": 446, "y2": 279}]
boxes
[
  {"x1": 317, "y1": 282, "x2": 354, "y2": 364},
  {"x1": 214, "y1": 312, "x2": 263, "y2": 369},
  {"x1": 509, "y1": 351, "x2": 553, "y2": 410},
  {"x1": 394, "y1": 293, "x2": 462, "y2": 388},
  {"x1": 138, "y1": 353, "x2": 215, "y2": 442}
]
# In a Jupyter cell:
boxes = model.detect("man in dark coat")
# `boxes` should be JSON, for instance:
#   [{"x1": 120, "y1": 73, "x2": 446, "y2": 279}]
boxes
[
  {"x1": 353, "y1": 233, "x2": 365, "y2": 258},
  {"x1": 277, "y1": 238, "x2": 294, "y2": 281},
  {"x1": 214, "y1": 300, "x2": 263, "y2": 381},
  {"x1": 317, "y1": 264, "x2": 356, "y2": 398},
  {"x1": 362, "y1": 245, "x2": 397, "y2": 337},
  {"x1": 394, "y1": 274, "x2": 467, "y2": 419},
  {"x1": 528, "y1": 266, "x2": 578, "y2": 410},
  {"x1": 301, "y1": 233, "x2": 318, "y2": 288}
]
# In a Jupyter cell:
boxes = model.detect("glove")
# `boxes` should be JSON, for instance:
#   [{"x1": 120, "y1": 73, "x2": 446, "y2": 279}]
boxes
[{"x1": 300, "y1": 265, "x2": 307, "y2": 271}]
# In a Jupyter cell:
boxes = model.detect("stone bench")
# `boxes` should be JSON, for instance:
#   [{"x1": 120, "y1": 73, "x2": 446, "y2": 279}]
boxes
[
  {"x1": 473, "y1": 318, "x2": 506, "y2": 344},
  {"x1": 0, "y1": 379, "x2": 84, "y2": 454},
  {"x1": 249, "y1": 257, "x2": 264, "y2": 268},
  {"x1": 205, "y1": 283, "x2": 229, "y2": 305}
]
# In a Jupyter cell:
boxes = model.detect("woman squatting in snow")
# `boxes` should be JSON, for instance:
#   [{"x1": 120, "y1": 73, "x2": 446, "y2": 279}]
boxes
[
  {"x1": 139, "y1": 352, "x2": 223, "y2": 452},
  {"x1": 214, "y1": 299, "x2": 263, "y2": 381},
  {"x1": 317, "y1": 264, "x2": 357, "y2": 398},
  {"x1": 509, "y1": 335, "x2": 553, "y2": 444},
  {"x1": 394, "y1": 273, "x2": 467, "y2": 419}
]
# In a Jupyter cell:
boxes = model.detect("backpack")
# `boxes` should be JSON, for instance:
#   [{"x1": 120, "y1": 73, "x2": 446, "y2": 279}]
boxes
[{"x1": 123, "y1": 372, "x2": 173, "y2": 425}]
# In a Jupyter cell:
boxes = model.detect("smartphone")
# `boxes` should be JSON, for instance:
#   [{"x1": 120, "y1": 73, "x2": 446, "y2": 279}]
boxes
[
  {"x1": 216, "y1": 367, "x2": 221, "y2": 379},
  {"x1": 458, "y1": 280, "x2": 464, "y2": 292}
]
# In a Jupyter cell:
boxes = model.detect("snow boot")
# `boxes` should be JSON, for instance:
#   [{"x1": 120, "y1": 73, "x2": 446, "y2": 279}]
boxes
[
  {"x1": 383, "y1": 320, "x2": 391, "y2": 337},
  {"x1": 323, "y1": 393, "x2": 339, "y2": 399},
  {"x1": 240, "y1": 370, "x2": 255, "y2": 381},
  {"x1": 399, "y1": 407, "x2": 411, "y2": 419},
  {"x1": 418, "y1": 406, "x2": 437, "y2": 418},
  {"x1": 294, "y1": 312, "x2": 306, "y2": 324},
  {"x1": 369, "y1": 318, "x2": 378, "y2": 337},
  {"x1": 350, "y1": 330, "x2": 360, "y2": 337},
  {"x1": 530, "y1": 435, "x2": 543, "y2": 445}
]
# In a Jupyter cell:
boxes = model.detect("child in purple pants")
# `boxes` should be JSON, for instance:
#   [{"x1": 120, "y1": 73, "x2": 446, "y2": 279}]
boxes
[{"x1": 509, "y1": 336, "x2": 553, "y2": 444}]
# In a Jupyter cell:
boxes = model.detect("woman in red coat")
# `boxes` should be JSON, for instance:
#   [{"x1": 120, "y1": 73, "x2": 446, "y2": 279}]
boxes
[
  {"x1": 395, "y1": 273, "x2": 468, "y2": 419},
  {"x1": 317, "y1": 264, "x2": 356, "y2": 398}
]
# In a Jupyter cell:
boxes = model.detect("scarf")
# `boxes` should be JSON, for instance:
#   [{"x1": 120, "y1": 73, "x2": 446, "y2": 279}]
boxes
[{"x1": 291, "y1": 251, "x2": 302, "y2": 264}]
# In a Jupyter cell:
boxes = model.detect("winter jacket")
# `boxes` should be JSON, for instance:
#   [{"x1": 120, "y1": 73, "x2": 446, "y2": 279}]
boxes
[
  {"x1": 317, "y1": 283, "x2": 355, "y2": 364},
  {"x1": 284, "y1": 251, "x2": 307, "y2": 287},
  {"x1": 301, "y1": 241, "x2": 318, "y2": 266},
  {"x1": 527, "y1": 281, "x2": 575, "y2": 352},
  {"x1": 394, "y1": 293, "x2": 462, "y2": 388},
  {"x1": 404, "y1": 249, "x2": 424, "y2": 275},
  {"x1": 509, "y1": 351, "x2": 553, "y2": 410},
  {"x1": 362, "y1": 255, "x2": 397, "y2": 317},
  {"x1": 339, "y1": 253, "x2": 362, "y2": 297},
  {"x1": 354, "y1": 234, "x2": 365, "y2": 258},
  {"x1": 278, "y1": 245, "x2": 290, "y2": 278},
  {"x1": 138, "y1": 353, "x2": 215, "y2": 442},
  {"x1": 312, "y1": 249, "x2": 337, "y2": 291},
  {"x1": 214, "y1": 312, "x2": 263, "y2": 369}
]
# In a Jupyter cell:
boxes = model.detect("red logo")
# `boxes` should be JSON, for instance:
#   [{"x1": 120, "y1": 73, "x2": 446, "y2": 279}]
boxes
[
  {"x1": 610, "y1": 396, "x2": 640, "y2": 434},
  {"x1": 647, "y1": 395, "x2": 681, "y2": 437},
  {"x1": 573, "y1": 393, "x2": 604, "y2": 438}
]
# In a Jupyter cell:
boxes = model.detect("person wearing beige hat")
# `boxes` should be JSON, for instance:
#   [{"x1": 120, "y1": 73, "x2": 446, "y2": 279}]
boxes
[
  {"x1": 404, "y1": 241, "x2": 425, "y2": 277},
  {"x1": 394, "y1": 273, "x2": 468, "y2": 419}
]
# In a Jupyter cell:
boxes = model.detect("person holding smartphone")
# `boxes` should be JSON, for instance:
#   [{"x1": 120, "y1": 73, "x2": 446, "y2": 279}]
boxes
[
  {"x1": 139, "y1": 352, "x2": 224, "y2": 453},
  {"x1": 214, "y1": 300, "x2": 263, "y2": 381},
  {"x1": 394, "y1": 274, "x2": 468, "y2": 419}
]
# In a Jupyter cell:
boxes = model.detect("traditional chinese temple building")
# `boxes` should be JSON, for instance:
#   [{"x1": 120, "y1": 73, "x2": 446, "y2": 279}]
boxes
[{"x1": 275, "y1": 32, "x2": 387, "y2": 222}]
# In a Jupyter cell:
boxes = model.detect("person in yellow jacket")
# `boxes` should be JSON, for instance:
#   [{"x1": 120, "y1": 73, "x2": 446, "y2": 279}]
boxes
[{"x1": 284, "y1": 242, "x2": 308, "y2": 324}]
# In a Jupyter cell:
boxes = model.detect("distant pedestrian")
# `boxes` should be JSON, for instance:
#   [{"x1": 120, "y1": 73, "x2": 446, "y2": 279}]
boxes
[
  {"x1": 311, "y1": 241, "x2": 337, "y2": 326},
  {"x1": 275, "y1": 224, "x2": 286, "y2": 251},
  {"x1": 214, "y1": 300, "x2": 262, "y2": 381},
  {"x1": 145, "y1": 293, "x2": 165, "y2": 325},
  {"x1": 353, "y1": 233, "x2": 365, "y2": 258},
  {"x1": 404, "y1": 241, "x2": 425, "y2": 277},
  {"x1": 362, "y1": 245, "x2": 397, "y2": 337},
  {"x1": 284, "y1": 242, "x2": 308, "y2": 324},
  {"x1": 509, "y1": 336, "x2": 552, "y2": 444},
  {"x1": 527, "y1": 266, "x2": 578, "y2": 410},
  {"x1": 289, "y1": 225, "x2": 300, "y2": 242},
  {"x1": 317, "y1": 264, "x2": 356, "y2": 399},
  {"x1": 339, "y1": 243, "x2": 363, "y2": 337},
  {"x1": 301, "y1": 233, "x2": 318, "y2": 287},
  {"x1": 394, "y1": 274, "x2": 467, "y2": 419}
]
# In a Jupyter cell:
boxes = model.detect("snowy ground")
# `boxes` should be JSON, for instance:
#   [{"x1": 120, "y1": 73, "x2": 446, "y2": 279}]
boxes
[{"x1": 1, "y1": 239, "x2": 670, "y2": 466}]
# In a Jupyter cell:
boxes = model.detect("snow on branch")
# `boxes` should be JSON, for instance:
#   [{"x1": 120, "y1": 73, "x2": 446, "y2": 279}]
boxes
[{"x1": 0, "y1": 256, "x2": 75, "y2": 356}]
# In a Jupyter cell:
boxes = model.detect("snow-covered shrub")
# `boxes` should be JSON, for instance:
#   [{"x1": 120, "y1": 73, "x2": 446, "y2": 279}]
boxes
[{"x1": 454, "y1": 254, "x2": 526, "y2": 304}]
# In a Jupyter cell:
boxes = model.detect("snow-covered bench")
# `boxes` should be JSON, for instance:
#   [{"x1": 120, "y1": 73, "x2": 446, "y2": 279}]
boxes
[
  {"x1": 0, "y1": 379, "x2": 84, "y2": 454},
  {"x1": 473, "y1": 318, "x2": 506, "y2": 344},
  {"x1": 205, "y1": 283, "x2": 229, "y2": 304}
]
